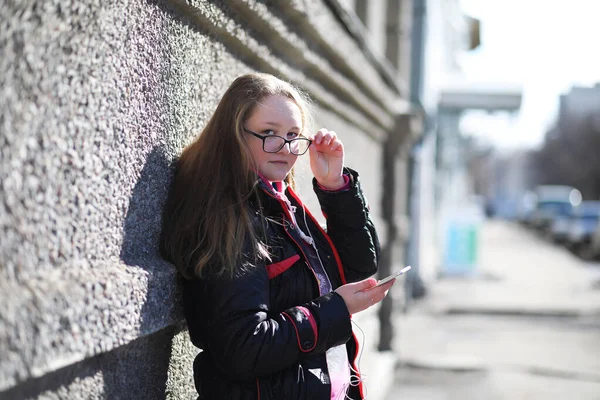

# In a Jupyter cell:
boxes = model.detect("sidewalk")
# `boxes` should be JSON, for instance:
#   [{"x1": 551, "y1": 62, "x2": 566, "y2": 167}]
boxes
[{"x1": 387, "y1": 220, "x2": 600, "y2": 400}]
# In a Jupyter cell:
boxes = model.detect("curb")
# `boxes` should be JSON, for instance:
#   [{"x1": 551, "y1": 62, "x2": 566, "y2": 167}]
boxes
[
  {"x1": 398, "y1": 355, "x2": 487, "y2": 373},
  {"x1": 514, "y1": 364, "x2": 600, "y2": 383},
  {"x1": 396, "y1": 357, "x2": 600, "y2": 384},
  {"x1": 436, "y1": 306, "x2": 600, "y2": 319}
]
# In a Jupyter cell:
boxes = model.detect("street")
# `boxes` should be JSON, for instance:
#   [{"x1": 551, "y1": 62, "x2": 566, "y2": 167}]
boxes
[{"x1": 387, "y1": 221, "x2": 600, "y2": 400}]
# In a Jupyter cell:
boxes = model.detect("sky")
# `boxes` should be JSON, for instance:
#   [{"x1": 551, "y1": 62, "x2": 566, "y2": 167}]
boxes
[{"x1": 455, "y1": 0, "x2": 600, "y2": 150}]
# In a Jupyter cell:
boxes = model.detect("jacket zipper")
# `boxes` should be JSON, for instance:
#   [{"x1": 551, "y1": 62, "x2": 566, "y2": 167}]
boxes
[{"x1": 260, "y1": 184, "x2": 365, "y2": 397}]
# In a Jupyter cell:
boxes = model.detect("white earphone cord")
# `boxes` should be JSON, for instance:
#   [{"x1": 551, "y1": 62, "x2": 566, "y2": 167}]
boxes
[{"x1": 334, "y1": 318, "x2": 368, "y2": 400}]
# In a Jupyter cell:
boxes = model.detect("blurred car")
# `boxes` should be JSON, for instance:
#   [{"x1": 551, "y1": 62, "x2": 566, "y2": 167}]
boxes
[
  {"x1": 530, "y1": 185, "x2": 580, "y2": 233},
  {"x1": 549, "y1": 210, "x2": 573, "y2": 242},
  {"x1": 517, "y1": 191, "x2": 537, "y2": 226},
  {"x1": 565, "y1": 201, "x2": 600, "y2": 259},
  {"x1": 584, "y1": 210, "x2": 600, "y2": 261}
]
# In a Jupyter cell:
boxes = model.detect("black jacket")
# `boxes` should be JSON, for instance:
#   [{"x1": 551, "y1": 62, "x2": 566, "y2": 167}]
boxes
[{"x1": 183, "y1": 168, "x2": 380, "y2": 399}]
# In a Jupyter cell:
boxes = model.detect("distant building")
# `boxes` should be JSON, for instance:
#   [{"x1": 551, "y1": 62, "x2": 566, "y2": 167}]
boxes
[
  {"x1": 406, "y1": 0, "x2": 484, "y2": 287},
  {"x1": 556, "y1": 83, "x2": 600, "y2": 135}
]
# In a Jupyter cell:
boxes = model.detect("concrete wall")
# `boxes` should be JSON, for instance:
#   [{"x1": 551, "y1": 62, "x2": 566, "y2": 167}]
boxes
[{"x1": 0, "y1": 0, "x2": 415, "y2": 398}]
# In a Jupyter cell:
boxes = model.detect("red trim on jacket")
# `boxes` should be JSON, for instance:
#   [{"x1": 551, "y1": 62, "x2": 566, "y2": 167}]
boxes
[
  {"x1": 265, "y1": 255, "x2": 300, "y2": 279},
  {"x1": 352, "y1": 334, "x2": 365, "y2": 398},
  {"x1": 297, "y1": 306, "x2": 318, "y2": 344},
  {"x1": 282, "y1": 309, "x2": 317, "y2": 353}
]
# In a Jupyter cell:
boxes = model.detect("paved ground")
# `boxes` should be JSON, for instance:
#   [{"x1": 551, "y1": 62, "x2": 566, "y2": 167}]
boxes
[{"x1": 386, "y1": 221, "x2": 600, "y2": 400}]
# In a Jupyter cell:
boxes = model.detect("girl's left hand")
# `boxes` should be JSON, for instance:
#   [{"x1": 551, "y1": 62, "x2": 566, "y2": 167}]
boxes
[{"x1": 308, "y1": 128, "x2": 345, "y2": 190}]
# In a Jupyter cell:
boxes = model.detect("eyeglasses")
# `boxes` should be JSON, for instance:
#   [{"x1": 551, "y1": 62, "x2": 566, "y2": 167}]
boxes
[{"x1": 244, "y1": 128, "x2": 312, "y2": 155}]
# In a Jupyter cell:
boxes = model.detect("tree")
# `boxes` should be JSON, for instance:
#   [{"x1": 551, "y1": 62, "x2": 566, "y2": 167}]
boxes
[{"x1": 532, "y1": 111, "x2": 600, "y2": 199}]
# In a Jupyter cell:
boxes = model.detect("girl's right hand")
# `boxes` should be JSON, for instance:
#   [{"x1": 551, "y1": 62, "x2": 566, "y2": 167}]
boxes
[{"x1": 334, "y1": 277, "x2": 395, "y2": 315}]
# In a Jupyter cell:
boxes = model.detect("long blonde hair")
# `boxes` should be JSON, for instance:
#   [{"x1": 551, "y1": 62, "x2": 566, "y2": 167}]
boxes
[{"x1": 161, "y1": 73, "x2": 312, "y2": 279}]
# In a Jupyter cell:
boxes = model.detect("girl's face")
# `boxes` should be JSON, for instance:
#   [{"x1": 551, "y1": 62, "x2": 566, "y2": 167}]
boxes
[{"x1": 244, "y1": 95, "x2": 303, "y2": 182}]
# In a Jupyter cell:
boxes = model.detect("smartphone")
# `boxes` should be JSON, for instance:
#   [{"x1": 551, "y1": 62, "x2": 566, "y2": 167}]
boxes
[{"x1": 374, "y1": 266, "x2": 411, "y2": 287}]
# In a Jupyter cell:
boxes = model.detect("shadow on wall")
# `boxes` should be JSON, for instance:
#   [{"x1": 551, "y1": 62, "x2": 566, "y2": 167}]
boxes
[
  {"x1": 120, "y1": 145, "x2": 181, "y2": 333},
  {"x1": 2, "y1": 147, "x2": 183, "y2": 399},
  {"x1": 2, "y1": 326, "x2": 179, "y2": 400},
  {"x1": 114, "y1": 145, "x2": 184, "y2": 399}
]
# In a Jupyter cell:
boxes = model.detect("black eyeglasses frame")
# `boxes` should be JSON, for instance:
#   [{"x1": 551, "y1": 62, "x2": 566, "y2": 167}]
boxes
[{"x1": 243, "y1": 128, "x2": 313, "y2": 155}]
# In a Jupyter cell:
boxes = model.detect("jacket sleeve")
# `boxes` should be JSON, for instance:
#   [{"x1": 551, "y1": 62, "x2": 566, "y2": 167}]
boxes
[
  {"x1": 184, "y1": 261, "x2": 353, "y2": 380},
  {"x1": 313, "y1": 167, "x2": 381, "y2": 283}
]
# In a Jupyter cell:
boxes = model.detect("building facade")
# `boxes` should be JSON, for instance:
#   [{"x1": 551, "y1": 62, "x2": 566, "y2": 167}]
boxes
[{"x1": 0, "y1": 1, "x2": 420, "y2": 398}]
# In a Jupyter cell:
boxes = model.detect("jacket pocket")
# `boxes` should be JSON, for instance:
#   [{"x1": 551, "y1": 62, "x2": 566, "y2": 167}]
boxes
[{"x1": 265, "y1": 254, "x2": 300, "y2": 279}]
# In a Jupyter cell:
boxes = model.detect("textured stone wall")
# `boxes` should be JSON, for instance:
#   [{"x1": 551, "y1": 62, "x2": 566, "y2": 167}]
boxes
[{"x1": 0, "y1": 0, "x2": 411, "y2": 398}]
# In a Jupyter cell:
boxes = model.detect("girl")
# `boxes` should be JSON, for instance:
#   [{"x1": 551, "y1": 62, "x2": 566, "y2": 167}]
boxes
[{"x1": 161, "y1": 73, "x2": 395, "y2": 399}]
